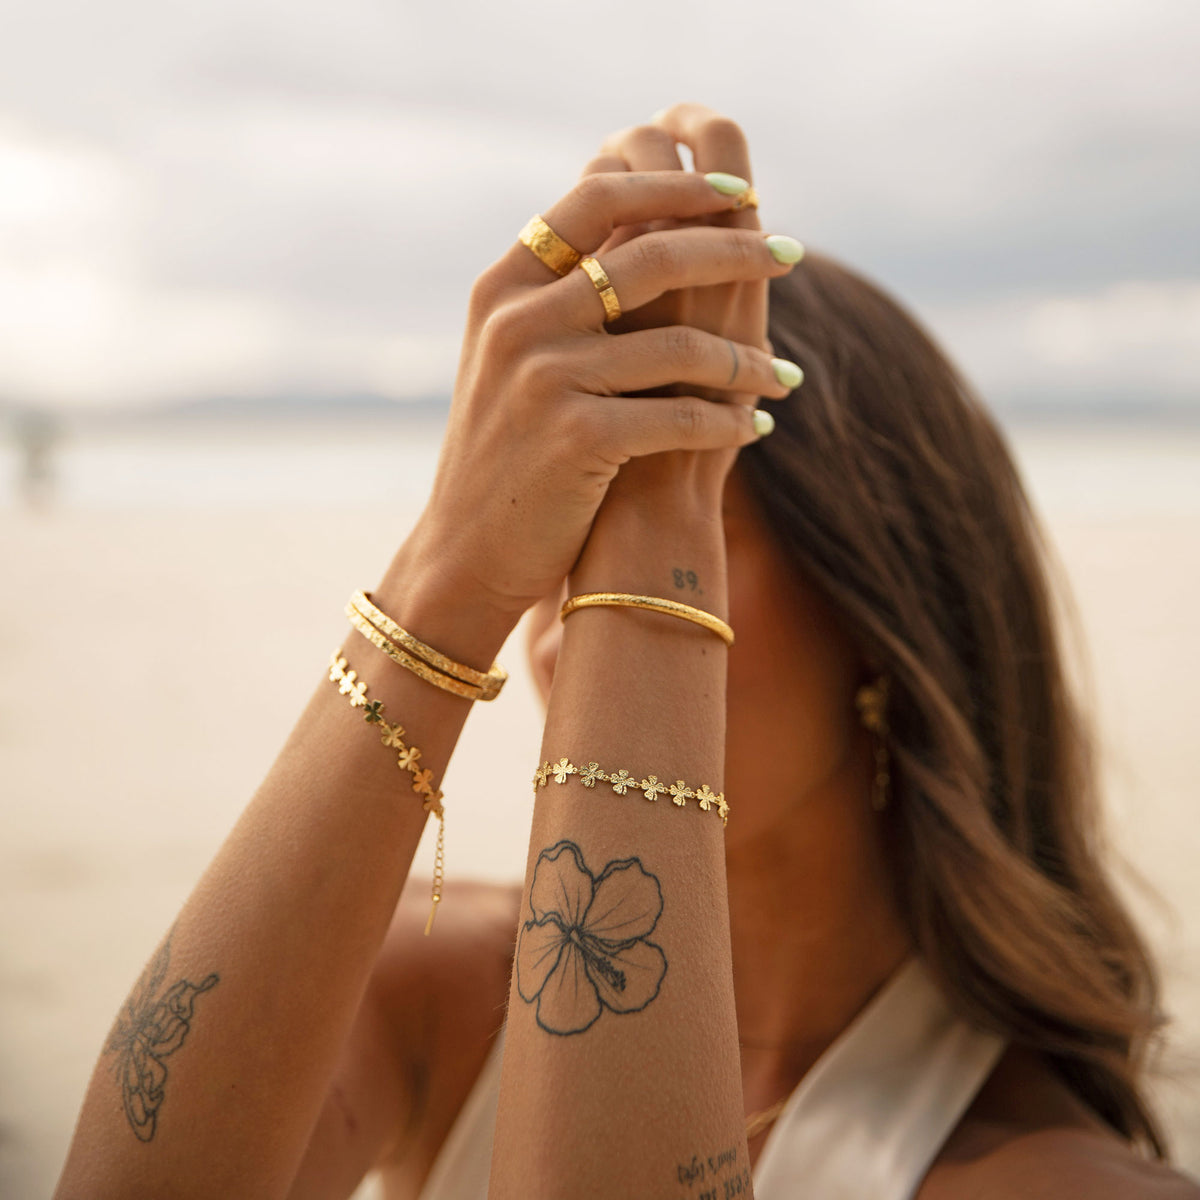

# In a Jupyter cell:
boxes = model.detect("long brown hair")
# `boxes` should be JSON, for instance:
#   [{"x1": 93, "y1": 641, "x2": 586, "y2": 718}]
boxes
[{"x1": 741, "y1": 253, "x2": 1170, "y2": 1154}]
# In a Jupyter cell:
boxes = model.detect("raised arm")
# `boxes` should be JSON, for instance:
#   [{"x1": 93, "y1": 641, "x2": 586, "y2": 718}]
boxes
[
  {"x1": 54, "y1": 166, "x2": 795, "y2": 1199},
  {"x1": 490, "y1": 109, "x2": 798, "y2": 1198}
]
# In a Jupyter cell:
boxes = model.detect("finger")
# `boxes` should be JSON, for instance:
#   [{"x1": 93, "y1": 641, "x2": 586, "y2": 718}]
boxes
[
  {"x1": 600, "y1": 123, "x2": 683, "y2": 171},
  {"x1": 549, "y1": 225, "x2": 803, "y2": 330},
  {"x1": 578, "y1": 153, "x2": 644, "y2": 256},
  {"x1": 651, "y1": 103, "x2": 751, "y2": 179},
  {"x1": 582, "y1": 392, "x2": 772, "y2": 461},
  {"x1": 650, "y1": 103, "x2": 760, "y2": 231},
  {"x1": 599, "y1": 122, "x2": 688, "y2": 240},
  {"x1": 580, "y1": 153, "x2": 629, "y2": 179},
  {"x1": 575, "y1": 326, "x2": 800, "y2": 405},
  {"x1": 500, "y1": 170, "x2": 757, "y2": 288}
]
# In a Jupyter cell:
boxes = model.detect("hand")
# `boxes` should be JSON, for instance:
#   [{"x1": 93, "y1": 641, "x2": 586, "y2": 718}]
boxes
[
  {"x1": 574, "y1": 105, "x2": 798, "y2": 528},
  {"x1": 595, "y1": 103, "x2": 773, "y2": 398},
  {"x1": 405, "y1": 168, "x2": 800, "y2": 625}
]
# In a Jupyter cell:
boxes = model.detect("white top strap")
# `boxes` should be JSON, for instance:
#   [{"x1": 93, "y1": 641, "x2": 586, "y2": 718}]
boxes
[{"x1": 753, "y1": 956, "x2": 1008, "y2": 1199}]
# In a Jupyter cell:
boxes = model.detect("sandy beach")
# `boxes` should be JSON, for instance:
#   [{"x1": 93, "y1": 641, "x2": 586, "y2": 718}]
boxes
[{"x1": 2, "y1": 425, "x2": 1199, "y2": 1194}]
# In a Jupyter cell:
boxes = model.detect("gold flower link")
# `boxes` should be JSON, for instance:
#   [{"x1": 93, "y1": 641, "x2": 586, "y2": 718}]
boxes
[
  {"x1": 337, "y1": 670, "x2": 359, "y2": 696},
  {"x1": 380, "y1": 723, "x2": 407, "y2": 749},
  {"x1": 396, "y1": 746, "x2": 422, "y2": 771},
  {"x1": 609, "y1": 769, "x2": 636, "y2": 795},
  {"x1": 411, "y1": 767, "x2": 435, "y2": 795},
  {"x1": 362, "y1": 700, "x2": 386, "y2": 723},
  {"x1": 533, "y1": 763, "x2": 551, "y2": 789},
  {"x1": 716, "y1": 793, "x2": 730, "y2": 823},
  {"x1": 329, "y1": 654, "x2": 348, "y2": 681},
  {"x1": 347, "y1": 680, "x2": 368, "y2": 706},
  {"x1": 668, "y1": 780, "x2": 695, "y2": 807},
  {"x1": 551, "y1": 758, "x2": 578, "y2": 784},
  {"x1": 640, "y1": 775, "x2": 666, "y2": 803},
  {"x1": 695, "y1": 784, "x2": 717, "y2": 811},
  {"x1": 578, "y1": 762, "x2": 607, "y2": 788}
]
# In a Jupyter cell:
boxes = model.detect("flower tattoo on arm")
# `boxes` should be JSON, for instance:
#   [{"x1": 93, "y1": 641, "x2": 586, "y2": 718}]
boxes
[
  {"x1": 104, "y1": 930, "x2": 219, "y2": 1141},
  {"x1": 516, "y1": 840, "x2": 667, "y2": 1035}
]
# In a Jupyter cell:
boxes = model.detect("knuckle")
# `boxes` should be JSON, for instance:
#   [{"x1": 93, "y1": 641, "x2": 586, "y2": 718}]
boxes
[
  {"x1": 479, "y1": 300, "x2": 531, "y2": 359},
  {"x1": 558, "y1": 395, "x2": 597, "y2": 447},
  {"x1": 702, "y1": 115, "x2": 747, "y2": 149},
  {"x1": 662, "y1": 325, "x2": 702, "y2": 369},
  {"x1": 672, "y1": 398, "x2": 707, "y2": 441},
  {"x1": 727, "y1": 232, "x2": 760, "y2": 272},
  {"x1": 574, "y1": 171, "x2": 612, "y2": 211},
  {"x1": 629, "y1": 124, "x2": 677, "y2": 152},
  {"x1": 468, "y1": 264, "x2": 505, "y2": 318},
  {"x1": 631, "y1": 234, "x2": 677, "y2": 280}
]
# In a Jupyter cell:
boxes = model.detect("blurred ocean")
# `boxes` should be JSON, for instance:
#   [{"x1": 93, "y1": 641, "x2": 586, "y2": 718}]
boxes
[{"x1": 2, "y1": 414, "x2": 1200, "y2": 518}]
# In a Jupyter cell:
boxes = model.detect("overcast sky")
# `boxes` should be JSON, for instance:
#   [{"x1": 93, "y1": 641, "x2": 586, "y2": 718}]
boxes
[{"x1": 1, "y1": 0, "x2": 1197, "y2": 412}]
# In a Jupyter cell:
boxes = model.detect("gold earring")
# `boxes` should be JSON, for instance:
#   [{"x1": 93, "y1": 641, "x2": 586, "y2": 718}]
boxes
[{"x1": 854, "y1": 674, "x2": 892, "y2": 812}]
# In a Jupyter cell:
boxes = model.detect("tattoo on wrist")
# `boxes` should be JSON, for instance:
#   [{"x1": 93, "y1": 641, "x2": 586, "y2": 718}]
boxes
[
  {"x1": 104, "y1": 928, "x2": 219, "y2": 1142},
  {"x1": 672, "y1": 568, "x2": 703, "y2": 596},
  {"x1": 516, "y1": 840, "x2": 666, "y2": 1036},
  {"x1": 678, "y1": 1144, "x2": 751, "y2": 1198}
]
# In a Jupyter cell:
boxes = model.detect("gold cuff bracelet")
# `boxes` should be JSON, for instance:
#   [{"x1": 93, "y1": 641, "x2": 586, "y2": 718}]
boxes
[{"x1": 560, "y1": 592, "x2": 734, "y2": 647}]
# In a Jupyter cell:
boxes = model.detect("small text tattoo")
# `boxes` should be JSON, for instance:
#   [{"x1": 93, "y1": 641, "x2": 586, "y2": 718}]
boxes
[
  {"x1": 672, "y1": 568, "x2": 703, "y2": 596},
  {"x1": 104, "y1": 930, "x2": 219, "y2": 1141},
  {"x1": 678, "y1": 1144, "x2": 748, "y2": 1198},
  {"x1": 515, "y1": 840, "x2": 666, "y2": 1036}
]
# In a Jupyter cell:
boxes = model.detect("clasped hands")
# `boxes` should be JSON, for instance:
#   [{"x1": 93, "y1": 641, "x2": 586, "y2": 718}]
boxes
[{"x1": 409, "y1": 103, "x2": 804, "y2": 635}]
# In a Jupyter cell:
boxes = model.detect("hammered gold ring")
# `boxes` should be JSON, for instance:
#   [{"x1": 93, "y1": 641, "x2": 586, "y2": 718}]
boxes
[
  {"x1": 578, "y1": 256, "x2": 622, "y2": 324},
  {"x1": 518, "y1": 214, "x2": 583, "y2": 277}
]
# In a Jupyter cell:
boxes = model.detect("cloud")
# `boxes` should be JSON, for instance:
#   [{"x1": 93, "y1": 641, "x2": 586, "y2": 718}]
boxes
[
  {"x1": 922, "y1": 279, "x2": 1200, "y2": 405},
  {"x1": 0, "y1": 0, "x2": 1196, "y2": 409}
]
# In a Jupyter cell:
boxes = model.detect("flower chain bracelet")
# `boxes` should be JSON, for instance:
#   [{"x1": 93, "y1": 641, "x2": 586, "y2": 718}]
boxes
[
  {"x1": 329, "y1": 650, "x2": 445, "y2": 934},
  {"x1": 533, "y1": 757, "x2": 729, "y2": 826}
]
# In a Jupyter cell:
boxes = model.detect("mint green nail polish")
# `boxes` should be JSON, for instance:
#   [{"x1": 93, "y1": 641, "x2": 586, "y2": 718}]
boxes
[
  {"x1": 771, "y1": 358, "x2": 804, "y2": 389},
  {"x1": 766, "y1": 235, "x2": 805, "y2": 265},
  {"x1": 753, "y1": 409, "x2": 775, "y2": 437},
  {"x1": 706, "y1": 171, "x2": 750, "y2": 196}
]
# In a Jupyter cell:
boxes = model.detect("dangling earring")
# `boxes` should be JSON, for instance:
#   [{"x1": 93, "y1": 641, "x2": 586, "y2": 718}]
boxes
[{"x1": 854, "y1": 674, "x2": 892, "y2": 812}]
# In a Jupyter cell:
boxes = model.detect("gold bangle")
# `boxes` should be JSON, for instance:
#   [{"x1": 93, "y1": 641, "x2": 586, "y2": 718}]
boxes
[
  {"x1": 349, "y1": 590, "x2": 506, "y2": 699},
  {"x1": 346, "y1": 604, "x2": 490, "y2": 702},
  {"x1": 578, "y1": 255, "x2": 623, "y2": 323},
  {"x1": 328, "y1": 651, "x2": 445, "y2": 934},
  {"x1": 560, "y1": 592, "x2": 734, "y2": 647},
  {"x1": 533, "y1": 755, "x2": 729, "y2": 826}
]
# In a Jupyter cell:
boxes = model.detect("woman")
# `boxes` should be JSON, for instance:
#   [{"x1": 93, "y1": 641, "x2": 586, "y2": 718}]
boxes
[{"x1": 55, "y1": 105, "x2": 1197, "y2": 1199}]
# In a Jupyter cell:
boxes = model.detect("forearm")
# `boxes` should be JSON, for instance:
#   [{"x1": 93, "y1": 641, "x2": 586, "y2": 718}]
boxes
[
  {"x1": 56, "y1": 532, "x2": 518, "y2": 1200},
  {"x1": 491, "y1": 500, "x2": 748, "y2": 1199}
]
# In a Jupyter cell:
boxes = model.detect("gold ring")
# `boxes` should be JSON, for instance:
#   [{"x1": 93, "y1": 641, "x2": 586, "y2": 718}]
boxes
[
  {"x1": 518, "y1": 214, "x2": 582, "y2": 277},
  {"x1": 730, "y1": 186, "x2": 759, "y2": 212},
  {"x1": 578, "y1": 256, "x2": 622, "y2": 323}
]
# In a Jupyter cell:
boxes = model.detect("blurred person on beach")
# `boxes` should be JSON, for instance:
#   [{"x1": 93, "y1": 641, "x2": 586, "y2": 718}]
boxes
[{"x1": 53, "y1": 105, "x2": 1200, "y2": 1199}]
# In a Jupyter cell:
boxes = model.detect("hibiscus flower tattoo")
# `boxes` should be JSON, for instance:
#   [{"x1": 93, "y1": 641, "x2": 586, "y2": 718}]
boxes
[{"x1": 516, "y1": 840, "x2": 668, "y2": 1036}]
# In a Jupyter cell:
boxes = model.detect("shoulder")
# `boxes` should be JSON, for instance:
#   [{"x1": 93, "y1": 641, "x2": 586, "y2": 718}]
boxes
[
  {"x1": 958, "y1": 1128, "x2": 1200, "y2": 1200},
  {"x1": 920, "y1": 1044, "x2": 1200, "y2": 1200}
]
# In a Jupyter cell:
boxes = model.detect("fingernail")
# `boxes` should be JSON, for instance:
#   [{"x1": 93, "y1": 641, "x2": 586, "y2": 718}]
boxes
[
  {"x1": 753, "y1": 409, "x2": 776, "y2": 437},
  {"x1": 706, "y1": 171, "x2": 750, "y2": 196},
  {"x1": 771, "y1": 358, "x2": 804, "y2": 389},
  {"x1": 766, "y1": 235, "x2": 805, "y2": 265},
  {"x1": 650, "y1": 107, "x2": 670, "y2": 123}
]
